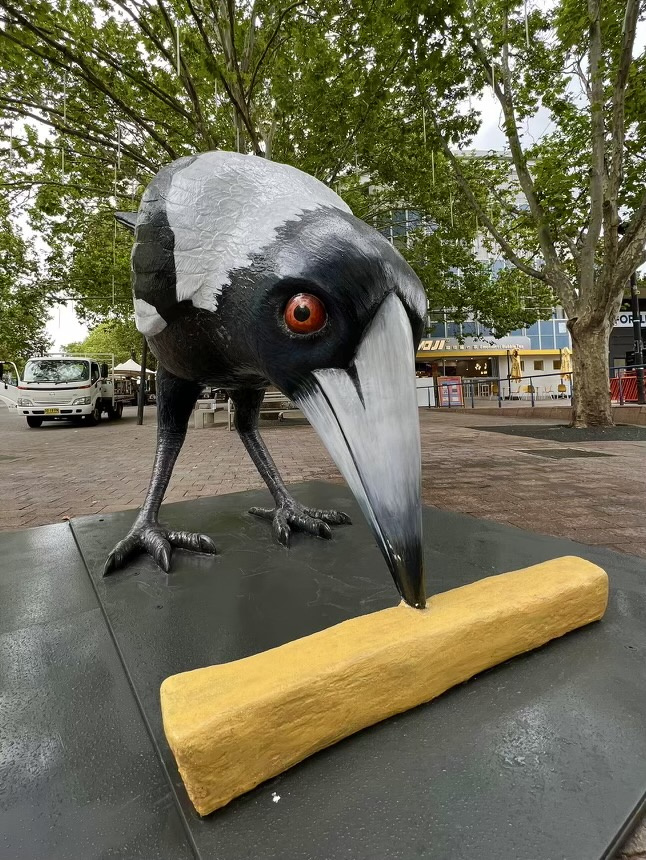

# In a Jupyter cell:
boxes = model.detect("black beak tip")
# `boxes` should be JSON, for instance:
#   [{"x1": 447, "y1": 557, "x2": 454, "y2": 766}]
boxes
[
  {"x1": 400, "y1": 585, "x2": 426, "y2": 610},
  {"x1": 390, "y1": 555, "x2": 426, "y2": 610}
]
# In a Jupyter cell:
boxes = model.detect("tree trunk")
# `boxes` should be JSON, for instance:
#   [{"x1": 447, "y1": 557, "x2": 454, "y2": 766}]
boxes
[{"x1": 567, "y1": 318, "x2": 613, "y2": 428}]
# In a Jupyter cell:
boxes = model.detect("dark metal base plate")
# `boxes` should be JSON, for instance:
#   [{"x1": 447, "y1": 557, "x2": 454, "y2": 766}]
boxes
[{"x1": 2, "y1": 482, "x2": 646, "y2": 859}]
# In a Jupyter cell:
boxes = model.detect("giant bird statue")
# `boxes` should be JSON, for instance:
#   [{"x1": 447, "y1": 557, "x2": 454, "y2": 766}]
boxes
[{"x1": 106, "y1": 151, "x2": 427, "y2": 609}]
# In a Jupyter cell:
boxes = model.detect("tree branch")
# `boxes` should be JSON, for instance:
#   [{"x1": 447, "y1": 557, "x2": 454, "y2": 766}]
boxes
[
  {"x1": 153, "y1": 0, "x2": 214, "y2": 148},
  {"x1": 0, "y1": 0, "x2": 179, "y2": 159},
  {"x1": 247, "y1": 1, "x2": 304, "y2": 102},
  {"x1": 602, "y1": 0, "x2": 640, "y2": 286},
  {"x1": 0, "y1": 180, "x2": 141, "y2": 199},
  {"x1": 580, "y1": 0, "x2": 604, "y2": 290},
  {"x1": 464, "y1": 4, "x2": 562, "y2": 279},
  {"x1": 422, "y1": 107, "x2": 548, "y2": 282},
  {"x1": 180, "y1": 0, "x2": 256, "y2": 148},
  {"x1": 0, "y1": 99, "x2": 159, "y2": 172},
  {"x1": 616, "y1": 186, "x2": 646, "y2": 285}
]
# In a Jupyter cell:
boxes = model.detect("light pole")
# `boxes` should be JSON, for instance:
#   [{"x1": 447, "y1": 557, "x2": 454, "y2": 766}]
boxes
[
  {"x1": 137, "y1": 335, "x2": 148, "y2": 425},
  {"x1": 629, "y1": 272, "x2": 645, "y2": 404}
]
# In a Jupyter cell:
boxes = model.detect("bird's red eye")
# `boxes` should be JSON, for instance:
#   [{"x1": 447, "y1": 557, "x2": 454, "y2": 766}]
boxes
[{"x1": 284, "y1": 293, "x2": 327, "y2": 334}]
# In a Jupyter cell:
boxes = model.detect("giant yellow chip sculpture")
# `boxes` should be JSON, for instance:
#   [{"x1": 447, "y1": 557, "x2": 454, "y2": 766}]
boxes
[{"x1": 161, "y1": 556, "x2": 608, "y2": 816}]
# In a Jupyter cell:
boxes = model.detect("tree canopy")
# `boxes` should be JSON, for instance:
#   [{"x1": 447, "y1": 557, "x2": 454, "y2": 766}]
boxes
[
  {"x1": 2, "y1": 0, "x2": 645, "y2": 424},
  {"x1": 65, "y1": 317, "x2": 152, "y2": 366},
  {"x1": 1, "y1": 0, "x2": 553, "y2": 336},
  {"x1": 0, "y1": 198, "x2": 51, "y2": 363}
]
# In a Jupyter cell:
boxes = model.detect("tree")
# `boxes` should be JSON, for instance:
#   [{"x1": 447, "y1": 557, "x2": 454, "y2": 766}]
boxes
[
  {"x1": 398, "y1": 0, "x2": 646, "y2": 426},
  {"x1": 0, "y1": 198, "x2": 51, "y2": 364},
  {"x1": 65, "y1": 317, "x2": 153, "y2": 366},
  {"x1": 0, "y1": 0, "x2": 413, "y2": 322},
  {"x1": 342, "y1": 156, "x2": 556, "y2": 337},
  {"x1": 1, "y1": 0, "x2": 570, "y2": 361}
]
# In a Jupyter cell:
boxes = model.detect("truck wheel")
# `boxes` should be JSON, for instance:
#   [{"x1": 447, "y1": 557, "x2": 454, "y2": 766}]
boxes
[
  {"x1": 107, "y1": 401, "x2": 123, "y2": 420},
  {"x1": 85, "y1": 406, "x2": 102, "y2": 426},
  {"x1": 26, "y1": 417, "x2": 43, "y2": 428}
]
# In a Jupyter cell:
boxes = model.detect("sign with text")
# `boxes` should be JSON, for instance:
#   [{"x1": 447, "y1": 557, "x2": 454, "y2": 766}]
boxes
[
  {"x1": 437, "y1": 376, "x2": 464, "y2": 407},
  {"x1": 615, "y1": 311, "x2": 646, "y2": 328},
  {"x1": 418, "y1": 336, "x2": 531, "y2": 352}
]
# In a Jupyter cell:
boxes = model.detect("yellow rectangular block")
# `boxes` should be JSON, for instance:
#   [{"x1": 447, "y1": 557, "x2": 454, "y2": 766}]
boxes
[{"x1": 161, "y1": 556, "x2": 608, "y2": 816}]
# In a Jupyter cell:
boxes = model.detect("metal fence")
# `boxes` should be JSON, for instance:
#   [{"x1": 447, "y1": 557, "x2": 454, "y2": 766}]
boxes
[
  {"x1": 430, "y1": 364, "x2": 646, "y2": 409},
  {"x1": 431, "y1": 370, "x2": 572, "y2": 409}
]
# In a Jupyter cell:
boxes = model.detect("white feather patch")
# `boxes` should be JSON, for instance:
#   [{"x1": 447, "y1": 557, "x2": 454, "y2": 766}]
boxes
[
  {"x1": 165, "y1": 152, "x2": 351, "y2": 312},
  {"x1": 134, "y1": 298, "x2": 167, "y2": 336}
]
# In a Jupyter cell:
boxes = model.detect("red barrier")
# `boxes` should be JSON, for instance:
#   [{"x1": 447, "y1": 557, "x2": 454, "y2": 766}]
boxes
[{"x1": 610, "y1": 375, "x2": 638, "y2": 403}]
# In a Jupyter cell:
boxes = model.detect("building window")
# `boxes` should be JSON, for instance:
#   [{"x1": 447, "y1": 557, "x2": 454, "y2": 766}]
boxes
[
  {"x1": 520, "y1": 360, "x2": 525, "y2": 371},
  {"x1": 553, "y1": 359, "x2": 561, "y2": 370},
  {"x1": 534, "y1": 360, "x2": 544, "y2": 371}
]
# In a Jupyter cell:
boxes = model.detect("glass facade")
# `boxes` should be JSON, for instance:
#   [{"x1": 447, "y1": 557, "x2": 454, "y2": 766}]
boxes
[
  {"x1": 426, "y1": 314, "x2": 571, "y2": 350},
  {"x1": 379, "y1": 208, "x2": 572, "y2": 351}
]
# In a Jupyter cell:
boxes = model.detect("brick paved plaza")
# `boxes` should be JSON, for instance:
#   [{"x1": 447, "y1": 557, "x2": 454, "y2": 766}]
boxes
[{"x1": 2, "y1": 402, "x2": 646, "y2": 560}]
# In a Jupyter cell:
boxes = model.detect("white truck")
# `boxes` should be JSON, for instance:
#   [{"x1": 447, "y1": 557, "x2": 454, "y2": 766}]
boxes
[{"x1": 0, "y1": 353, "x2": 130, "y2": 428}]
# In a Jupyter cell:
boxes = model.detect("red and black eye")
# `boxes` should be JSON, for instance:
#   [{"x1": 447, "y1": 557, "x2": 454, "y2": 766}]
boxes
[{"x1": 284, "y1": 293, "x2": 327, "y2": 334}]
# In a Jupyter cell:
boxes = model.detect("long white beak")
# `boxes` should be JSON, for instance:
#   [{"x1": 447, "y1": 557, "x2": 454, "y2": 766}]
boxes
[{"x1": 293, "y1": 293, "x2": 425, "y2": 608}]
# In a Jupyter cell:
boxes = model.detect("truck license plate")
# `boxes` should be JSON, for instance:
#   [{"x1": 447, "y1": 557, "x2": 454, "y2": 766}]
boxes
[{"x1": 44, "y1": 408, "x2": 59, "y2": 415}]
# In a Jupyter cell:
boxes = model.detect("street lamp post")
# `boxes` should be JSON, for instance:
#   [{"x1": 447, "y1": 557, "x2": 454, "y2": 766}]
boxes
[{"x1": 629, "y1": 272, "x2": 645, "y2": 404}]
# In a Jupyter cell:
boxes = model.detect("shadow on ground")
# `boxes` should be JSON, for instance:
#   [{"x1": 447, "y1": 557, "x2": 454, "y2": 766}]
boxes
[{"x1": 469, "y1": 423, "x2": 646, "y2": 442}]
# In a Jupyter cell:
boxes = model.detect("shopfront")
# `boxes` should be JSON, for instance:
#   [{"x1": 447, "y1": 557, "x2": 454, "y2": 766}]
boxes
[
  {"x1": 416, "y1": 336, "x2": 566, "y2": 399},
  {"x1": 609, "y1": 301, "x2": 646, "y2": 370}
]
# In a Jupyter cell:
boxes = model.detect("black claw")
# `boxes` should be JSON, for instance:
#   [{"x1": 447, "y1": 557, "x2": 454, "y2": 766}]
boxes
[
  {"x1": 318, "y1": 522, "x2": 332, "y2": 539},
  {"x1": 249, "y1": 506, "x2": 273, "y2": 521},
  {"x1": 199, "y1": 535, "x2": 217, "y2": 553},
  {"x1": 251, "y1": 500, "x2": 351, "y2": 547},
  {"x1": 161, "y1": 549, "x2": 171, "y2": 571},
  {"x1": 104, "y1": 522, "x2": 217, "y2": 576}
]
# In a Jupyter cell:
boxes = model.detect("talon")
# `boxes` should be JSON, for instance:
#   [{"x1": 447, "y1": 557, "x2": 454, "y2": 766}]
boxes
[
  {"x1": 273, "y1": 512, "x2": 291, "y2": 547},
  {"x1": 305, "y1": 508, "x2": 351, "y2": 526},
  {"x1": 156, "y1": 544, "x2": 172, "y2": 572},
  {"x1": 199, "y1": 535, "x2": 217, "y2": 553},
  {"x1": 249, "y1": 506, "x2": 273, "y2": 521},
  {"x1": 318, "y1": 522, "x2": 332, "y2": 539},
  {"x1": 253, "y1": 499, "x2": 352, "y2": 547},
  {"x1": 104, "y1": 522, "x2": 217, "y2": 575}
]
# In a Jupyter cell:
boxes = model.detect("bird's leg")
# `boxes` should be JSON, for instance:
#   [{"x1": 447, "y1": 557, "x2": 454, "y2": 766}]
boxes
[
  {"x1": 104, "y1": 367, "x2": 216, "y2": 575},
  {"x1": 230, "y1": 388, "x2": 351, "y2": 546}
]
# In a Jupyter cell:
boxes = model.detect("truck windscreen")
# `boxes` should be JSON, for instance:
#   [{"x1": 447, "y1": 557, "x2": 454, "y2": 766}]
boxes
[{"x1": 23, "y1": 360, "x2": 90, "y2": 384}]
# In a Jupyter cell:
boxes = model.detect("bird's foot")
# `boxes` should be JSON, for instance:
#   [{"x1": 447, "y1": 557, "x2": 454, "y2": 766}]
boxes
[
  {"x1": 249, "y1": 499, "x2": 351, "y2": 547},
  {"x1": 103, "y1": 519, "x2": 216, "y2": 576}
]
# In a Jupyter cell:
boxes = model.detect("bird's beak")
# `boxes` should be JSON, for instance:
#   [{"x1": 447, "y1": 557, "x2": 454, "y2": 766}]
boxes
[{"x1": 293, "y1": 293, "x2": 425, "y2": 609}]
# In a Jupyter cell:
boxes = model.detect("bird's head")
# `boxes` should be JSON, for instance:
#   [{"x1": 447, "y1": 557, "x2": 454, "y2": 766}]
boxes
[{"x1": 219, "y1": 207, "x2": 427, "y2": 608}]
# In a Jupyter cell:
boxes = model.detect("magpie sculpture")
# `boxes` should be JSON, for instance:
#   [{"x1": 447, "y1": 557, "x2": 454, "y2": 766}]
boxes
[{"x1": 105, "y1": 151, "x2": 427, "y2": 609}]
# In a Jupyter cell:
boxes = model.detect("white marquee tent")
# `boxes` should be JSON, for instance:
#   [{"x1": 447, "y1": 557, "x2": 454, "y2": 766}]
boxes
[{"x1": 113, "y1": 359, "x2": 155, "y2": 376}]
